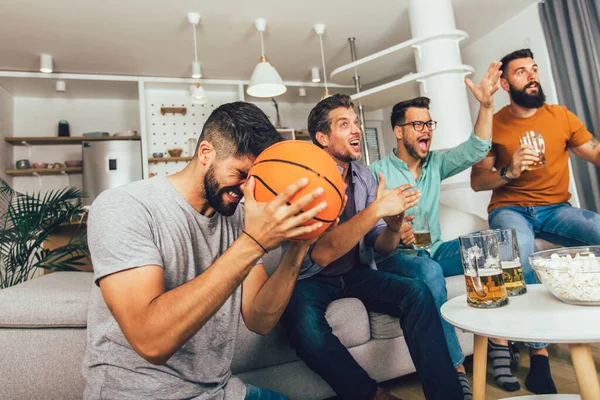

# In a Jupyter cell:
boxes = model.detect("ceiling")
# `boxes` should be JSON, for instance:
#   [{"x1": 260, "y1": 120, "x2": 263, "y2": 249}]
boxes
[{"x1": 0, "y1": 0, "x2": 538, "y2": 83}]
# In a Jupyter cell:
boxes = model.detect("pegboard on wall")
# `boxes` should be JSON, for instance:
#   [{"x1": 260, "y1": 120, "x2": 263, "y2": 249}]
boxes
[{"x1": 144, "y1": 87, "x2": 240, "y2": 177}]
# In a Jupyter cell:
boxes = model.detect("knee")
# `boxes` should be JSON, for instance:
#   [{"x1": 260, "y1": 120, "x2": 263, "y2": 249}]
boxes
[
  {"x1": 284, "y1": 308, "x2": 331, "y2": 351},
  {"x1": 404, "y1": 279, "x2": 436, "y2": 308}
]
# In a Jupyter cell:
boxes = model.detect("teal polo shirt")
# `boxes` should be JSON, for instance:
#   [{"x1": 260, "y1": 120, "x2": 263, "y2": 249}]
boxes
[{"x1": 368, "y1": 133, "x2": 491, "y2": 260}]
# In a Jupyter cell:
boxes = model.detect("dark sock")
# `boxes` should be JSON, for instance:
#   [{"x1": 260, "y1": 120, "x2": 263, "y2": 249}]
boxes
[
  {"x1": 509, "y1": 341, "x2": 520, "y2": 367},
  {"x1": 525, "y1": 355, "x2": 558, "y2": 394},
  {"x1": 457, "y1": 372, "x2": 472, "y2": 400},
  {"x1": 488, "y1": 339, "x2": 521, "y2": 392}
]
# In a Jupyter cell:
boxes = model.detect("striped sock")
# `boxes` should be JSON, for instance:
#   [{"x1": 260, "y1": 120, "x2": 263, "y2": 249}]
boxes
[
  {"x1": 457, "y1": 372, "x2": 472, "y2": 400},
  {"x1": 488, "y1": 339, "x2": 521, "y2": 392}
]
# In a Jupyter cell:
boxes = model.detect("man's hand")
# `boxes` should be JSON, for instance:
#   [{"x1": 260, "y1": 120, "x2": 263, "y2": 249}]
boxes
[
  {"x1": 374, "y1": 173, "x2": 420, "y2": 219},
  {"x1": 507, "y1": 145, "x2": 540, "y2": 179},
  {"x1": 398, "y1": 214, "x2": 415, "y2": 246},
  {"x1": 465, "y1": 60, "x2": 503, "y2": 109},
  {"x1": 243, "y1": 176, "x2": 328, "y2": 251}
]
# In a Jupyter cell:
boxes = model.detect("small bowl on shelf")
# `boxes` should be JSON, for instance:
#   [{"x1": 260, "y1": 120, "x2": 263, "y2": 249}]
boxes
[
  {"x1": 65, "y1": 160, "x2": 83, "y2": 168},
  {"x1": 32, "y1": 162, "x2": 49, "y2": 169},
  {"x1": 530, "y1": 246, "x2": 600, "y2": 305},
  {"x1": 168, "y1": 148, "x2": 183, "y2": 158},
  {"x1": 16, "y1": 159, "x2": 30, "y2": 169},
  {"x1": 152, "y1": 152, "x2": 164, "y2": 158}
]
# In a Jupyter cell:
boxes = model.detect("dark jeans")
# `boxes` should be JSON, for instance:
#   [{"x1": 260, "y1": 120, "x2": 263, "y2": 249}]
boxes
[{"x1": 281, "y1": 267, "x2": 462, "y2": 400}]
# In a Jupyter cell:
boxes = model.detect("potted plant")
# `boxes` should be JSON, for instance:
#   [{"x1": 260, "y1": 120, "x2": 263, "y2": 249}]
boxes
[{"x1": 0, "y1": 178, "x2": 89, "y2": 289}]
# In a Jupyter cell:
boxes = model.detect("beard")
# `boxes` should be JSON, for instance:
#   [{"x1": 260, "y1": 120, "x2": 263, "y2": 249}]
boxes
[
  {"x1": 510, "y1": 81, "x2": 546, "y2": 109},
  {"x1": 403, "y1": 138, "x2": 427, "y2": 161},
  {"x1": 330, "y1": 146, "x2": 359, "y2": 163},
  {"x1": 204, "y1": 163, "x2": 242, "y2": 217}
]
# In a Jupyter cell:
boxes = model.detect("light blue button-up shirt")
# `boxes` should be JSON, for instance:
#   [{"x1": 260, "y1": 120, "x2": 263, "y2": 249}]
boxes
[{"x1": 368, "y1": 133, "x2": 492, "y2": 260}]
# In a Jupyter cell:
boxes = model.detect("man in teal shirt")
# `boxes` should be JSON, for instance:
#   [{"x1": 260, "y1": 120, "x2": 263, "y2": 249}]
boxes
[{"x1": 369, "y1": 61, "x2": 502, "y2": 398}]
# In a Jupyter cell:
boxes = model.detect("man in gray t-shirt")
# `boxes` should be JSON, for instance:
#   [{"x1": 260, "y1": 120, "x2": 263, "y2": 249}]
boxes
[{"x1": 84, "y1": 102, "x2": 328, "y2": 400}]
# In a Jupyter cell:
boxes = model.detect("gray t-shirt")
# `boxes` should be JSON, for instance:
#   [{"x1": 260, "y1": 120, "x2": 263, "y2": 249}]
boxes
[{"x1": 83, "y1": 176, "x2": 246, "y2": 400}]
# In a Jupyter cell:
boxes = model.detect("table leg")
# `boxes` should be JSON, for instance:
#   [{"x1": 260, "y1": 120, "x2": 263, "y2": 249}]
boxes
[
  {"x1": 569, "y1": 343, "x2": 600, "y2": 400},
  {"x1": 473, "y1": 334, "x2": 488, "y2": 400}
]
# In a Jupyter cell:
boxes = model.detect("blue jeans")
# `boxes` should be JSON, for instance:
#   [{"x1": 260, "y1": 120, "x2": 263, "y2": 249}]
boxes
[
  {"x1": 281, "y1": 267, "x2": 463, "y2": 400},
  {"x1": 377, "y1": 240, "x2": 465, "y2": 368},
  {"x1": 244, "y1": 384, "x2": 288, "y2": 400},
  {"x1": 489, "y1": 203, "x2": 600, "y2": 348}
]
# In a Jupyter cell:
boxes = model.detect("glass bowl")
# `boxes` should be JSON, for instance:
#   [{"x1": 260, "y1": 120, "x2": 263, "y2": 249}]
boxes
[{"x1": 529, "y1": 246, "x2": 600, "y2": 305}]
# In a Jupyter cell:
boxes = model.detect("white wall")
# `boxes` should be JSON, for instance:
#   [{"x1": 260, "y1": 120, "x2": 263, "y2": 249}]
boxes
[
  {"x1": 251, "y1": 101, "x2": 316, "y2": 132},
  {"x1": 462, "y1": 3, "x2": 559, "y2": 121},
  {"x1": 0, "y1": 86, "x2": 14, "y2": 183},
  {"x1": 11, "y1": 97, "x2": 139, "y2": 194}
]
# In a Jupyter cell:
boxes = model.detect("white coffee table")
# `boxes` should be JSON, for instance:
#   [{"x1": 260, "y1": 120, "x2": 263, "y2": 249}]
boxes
[{"x1": 441, "y1": 284, "x2": 600, "y2": 400}]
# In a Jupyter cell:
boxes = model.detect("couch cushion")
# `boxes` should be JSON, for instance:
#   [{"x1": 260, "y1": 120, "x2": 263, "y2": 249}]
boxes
[
  {"x1": 232, "y1": 297, "x2": 370, "y2": 373},
  {"x1": 0, "y1": 272, "x2": 93, "y2": 328},
  {"x1": 370, "y1": 275, "x2": 467, "y2": 340}
]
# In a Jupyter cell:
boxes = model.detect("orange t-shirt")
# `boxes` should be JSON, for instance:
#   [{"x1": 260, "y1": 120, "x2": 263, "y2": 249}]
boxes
[{"x1": 488, "y1": 104, "x2": 592, "y2": 213}]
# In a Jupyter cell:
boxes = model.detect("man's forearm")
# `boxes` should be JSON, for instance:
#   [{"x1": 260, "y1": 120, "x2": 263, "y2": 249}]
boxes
[
  {"x1": 471, "y1": 168, "x2": 510, "y2": 191},
  {"x1": 112, "y1": 235, "x2": 263, "y2": 364},
  {"x1": 311, "y1": 204, "x2": 381, "y2": 267},
  {"x1": 243, "y1": 243, "x2": 309, "y2": 334},
  {"x1": 474, "y1": 105, "x2": 494, "y2": 141},
  {"x1": 374, "y1": 226, "x2": 402, "y2": 255}
]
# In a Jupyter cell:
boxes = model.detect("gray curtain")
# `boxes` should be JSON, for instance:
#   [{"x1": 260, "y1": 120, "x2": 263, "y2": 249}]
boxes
[{"x1": 539, "y1": 0, "x2": 600, "y2": 212}]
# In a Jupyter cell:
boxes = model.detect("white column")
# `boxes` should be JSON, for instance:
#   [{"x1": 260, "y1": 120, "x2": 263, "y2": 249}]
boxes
[{"x1": 409, "y1": 0, "x2": 473, "y2": 152}]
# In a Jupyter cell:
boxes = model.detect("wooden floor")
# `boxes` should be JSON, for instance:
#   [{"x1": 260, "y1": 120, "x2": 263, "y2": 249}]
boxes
[{"x1": 377, "y1": 343, "x2": 600, "y2": 400}]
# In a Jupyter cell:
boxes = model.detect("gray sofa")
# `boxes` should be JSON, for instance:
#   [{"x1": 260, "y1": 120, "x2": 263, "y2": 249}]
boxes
[{"x1": 0, "y1": 249, "x2": 474, "y2": 400}]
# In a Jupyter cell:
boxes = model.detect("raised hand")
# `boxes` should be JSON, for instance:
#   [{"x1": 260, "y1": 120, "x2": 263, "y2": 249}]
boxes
[
  {"x1": 507, "y1": 145, "x2": 540, "y2": 179},
  {"x1": 243, "y1": 177, "x2": 328, "y2": 251},
  {"x1": 465, "y1": 60, "x2": 503, "y2": 109},
  {"x1": 374, "y1": 173, "x2": 420, "y2": 220}
]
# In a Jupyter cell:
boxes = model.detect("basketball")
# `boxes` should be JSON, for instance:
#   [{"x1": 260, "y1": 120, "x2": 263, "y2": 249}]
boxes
[{"x1": 249, "y1": 141, "x2": 345, "y2": 240}]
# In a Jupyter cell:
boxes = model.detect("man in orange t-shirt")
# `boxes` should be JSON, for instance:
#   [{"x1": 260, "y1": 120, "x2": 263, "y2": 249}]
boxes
[{"x1": 471, "y1": 49, "x2": 600, "y2": 396}]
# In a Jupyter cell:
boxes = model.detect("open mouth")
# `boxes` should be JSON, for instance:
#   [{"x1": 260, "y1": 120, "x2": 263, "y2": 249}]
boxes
[
  {"x1": 526, "y1": 82, "x2": 540, "y2": 90},
  {"x1": 417, "y1": 137, "x2": 430, "y2": 152},
  {"x1": 350, "y1": 138, "x2": 360, "y2": 151}
]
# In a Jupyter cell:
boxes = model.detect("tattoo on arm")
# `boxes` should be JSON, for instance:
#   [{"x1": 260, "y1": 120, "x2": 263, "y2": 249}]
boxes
[{"x1": 588, "y1": 137, "x2": 600, "y2": 150}]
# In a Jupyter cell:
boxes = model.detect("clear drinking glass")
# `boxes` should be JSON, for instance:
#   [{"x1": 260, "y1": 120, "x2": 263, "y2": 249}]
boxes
[
  {"x1": 459, "y1": 231, "x2": 509, "y2": 308},
  {"x1": 409, "y1": 207, "x2": 431, "y2": 250},
  {"x1": 519, "y1": 131, "x2": 547, "y2": 170},
  {"x1": 495, "y1": 228, "x2": 527, "y2": 296}
]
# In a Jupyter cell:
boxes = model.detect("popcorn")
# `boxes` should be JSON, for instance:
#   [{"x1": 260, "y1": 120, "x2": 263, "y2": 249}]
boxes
[{"x1": 532, "y1": 252, "x2": 600, "y2": 304}]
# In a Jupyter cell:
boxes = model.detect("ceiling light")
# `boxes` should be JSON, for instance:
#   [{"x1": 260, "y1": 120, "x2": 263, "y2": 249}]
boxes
[
  {"x1": 299, "y1": 88, "x2": 307, "y2": 97},
  {"x1": 56, "y1": 80, "x2": 66, "y2": 92},
  {"x1": 189, "y1": 82, "x2": 207, "y2": 104},
  {"x1": 40, "y1": 54, "x2": 53, "y2": 73},
  {"x1": 311, "y1": 67, "x2": 321, "y2": 83},
  {"x1": 247, "y1": 19, "x2": 287, "y2": 98},
  {"x1": 188, "y1": 12, "x2": 202, "y2": 79},
  {"x1": 314, "y1": 24, "x2": 331, "y2": 99}
]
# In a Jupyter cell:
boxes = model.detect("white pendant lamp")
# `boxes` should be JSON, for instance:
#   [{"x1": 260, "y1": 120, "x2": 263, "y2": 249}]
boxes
[
  {"x1": 247, "y1": 19, "x2": 287, "y2": 98},
  {"x1": 315, "y1": 24, "x2": 331, "y2": 99},
  {"x1": 311, "y1": 67, "x2": 321, "y2": 83},
  {"x1": 40, "y1": 54, "x2": 53, "y2": 73},
  {"x1": 189, "y1": 82, "x2": 208, "y2": 104},
  {"x1": 187, "y1": 12, "x2": 207, "y2": 103}
]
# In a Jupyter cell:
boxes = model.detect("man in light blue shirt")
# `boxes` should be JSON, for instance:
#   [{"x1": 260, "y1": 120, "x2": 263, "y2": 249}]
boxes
[{"x1": 369, "y1": 61, "x2": 502, "y2": 398}]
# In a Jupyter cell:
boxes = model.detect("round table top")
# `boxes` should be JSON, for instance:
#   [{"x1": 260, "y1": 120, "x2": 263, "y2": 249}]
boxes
[{"x1": 441, "y1": 284, "x2": 600, "y2": 343}]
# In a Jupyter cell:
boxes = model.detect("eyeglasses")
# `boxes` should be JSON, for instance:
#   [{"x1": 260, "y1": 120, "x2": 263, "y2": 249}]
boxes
[{"x1": 397, "y1": 120, "x2": 437, "y2": 132}]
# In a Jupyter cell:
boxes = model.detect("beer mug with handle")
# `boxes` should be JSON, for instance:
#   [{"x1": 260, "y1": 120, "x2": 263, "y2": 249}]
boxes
[
  {"x1": 459, "y1": 231, "x2": 509, "y2": 308},
  {"x1": 497, "y1": 228, "x2": 527, "y2": 296}
]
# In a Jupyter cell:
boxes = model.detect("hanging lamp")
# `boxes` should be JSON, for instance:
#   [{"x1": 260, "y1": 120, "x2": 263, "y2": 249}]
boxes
[{"x1": 247, "y1": 19, "x2": 287, "y2": 98}]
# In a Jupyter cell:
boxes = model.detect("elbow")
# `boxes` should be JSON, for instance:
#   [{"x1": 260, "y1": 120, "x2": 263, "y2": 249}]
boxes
[
  {"x1": 310, "y1": 250, "x2": 332, "y2": 268},
  {"x1": 248, "y1": 325, "x2": 272, "y2": 336},
  {"x1": 470, "y1": 180, "x2": 482, "y2": 192},
  {"x1": 245, "y1": 317, "x2": 276, "y2": 336},
  {"x1": 133, "y1": 339, "x2": 174, "y2": 365}
]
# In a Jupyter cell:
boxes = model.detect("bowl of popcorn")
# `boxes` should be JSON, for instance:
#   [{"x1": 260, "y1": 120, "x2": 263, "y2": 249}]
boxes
[{"x1": 530, "y1": 246, "x2": 600, "y2": 305}]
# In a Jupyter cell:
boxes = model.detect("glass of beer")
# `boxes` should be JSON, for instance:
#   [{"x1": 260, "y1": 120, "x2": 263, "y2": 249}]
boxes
[
  {"x1": 496, "y1": 228, "x2": 527, "y2": 296},
  {"x1": 519, "y1": 131, "x2": 547, "y2": 170},
  {"x1": 409, "y1": 207, "x2": 432, "y2": 250},
  {"x1": 459, "y1": 231, "x2": 509, "y2": 308}
]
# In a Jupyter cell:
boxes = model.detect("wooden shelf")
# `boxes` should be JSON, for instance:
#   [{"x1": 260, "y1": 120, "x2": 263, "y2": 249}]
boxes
[
  {"x1": 350, "y1": 65, "x2": 474, "y2": 111},
  {"x1": 5, "y1": 136, "x2": 140, "y2": 146},
  {"x1": 148, "y1": 156, "x2": 192, "y2": 163},
  {"x1": 5, "y1": 167, "x2": 83, "y2": 176},
  {"x1": 330, "y1": 30, "x2": 469, "y2": 85}
]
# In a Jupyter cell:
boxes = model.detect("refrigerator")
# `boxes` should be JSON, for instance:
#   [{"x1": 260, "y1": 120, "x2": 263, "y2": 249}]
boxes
[{"x1": 82, "y1": 140, "x2": 143, "y2": 206}]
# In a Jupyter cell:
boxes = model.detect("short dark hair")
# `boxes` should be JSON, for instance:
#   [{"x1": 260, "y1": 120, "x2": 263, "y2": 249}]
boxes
[
  {"x1": 499, "y1": 48, "x2": 534, "y2": 77},
  {"x1": 198, "y1": 102, "x2": 282, "y2": 158},
  {"x1": 390, "y1": 96, "x2": 430, "y2": 128},
  {"x1": 307, "y1": 94, "x2": 354, "y2": 148}
]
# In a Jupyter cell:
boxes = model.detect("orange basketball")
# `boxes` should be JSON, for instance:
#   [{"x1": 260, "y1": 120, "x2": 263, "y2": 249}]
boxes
[{"x1": 249, "y1": 141, "x2": 344, "y2": 240}]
